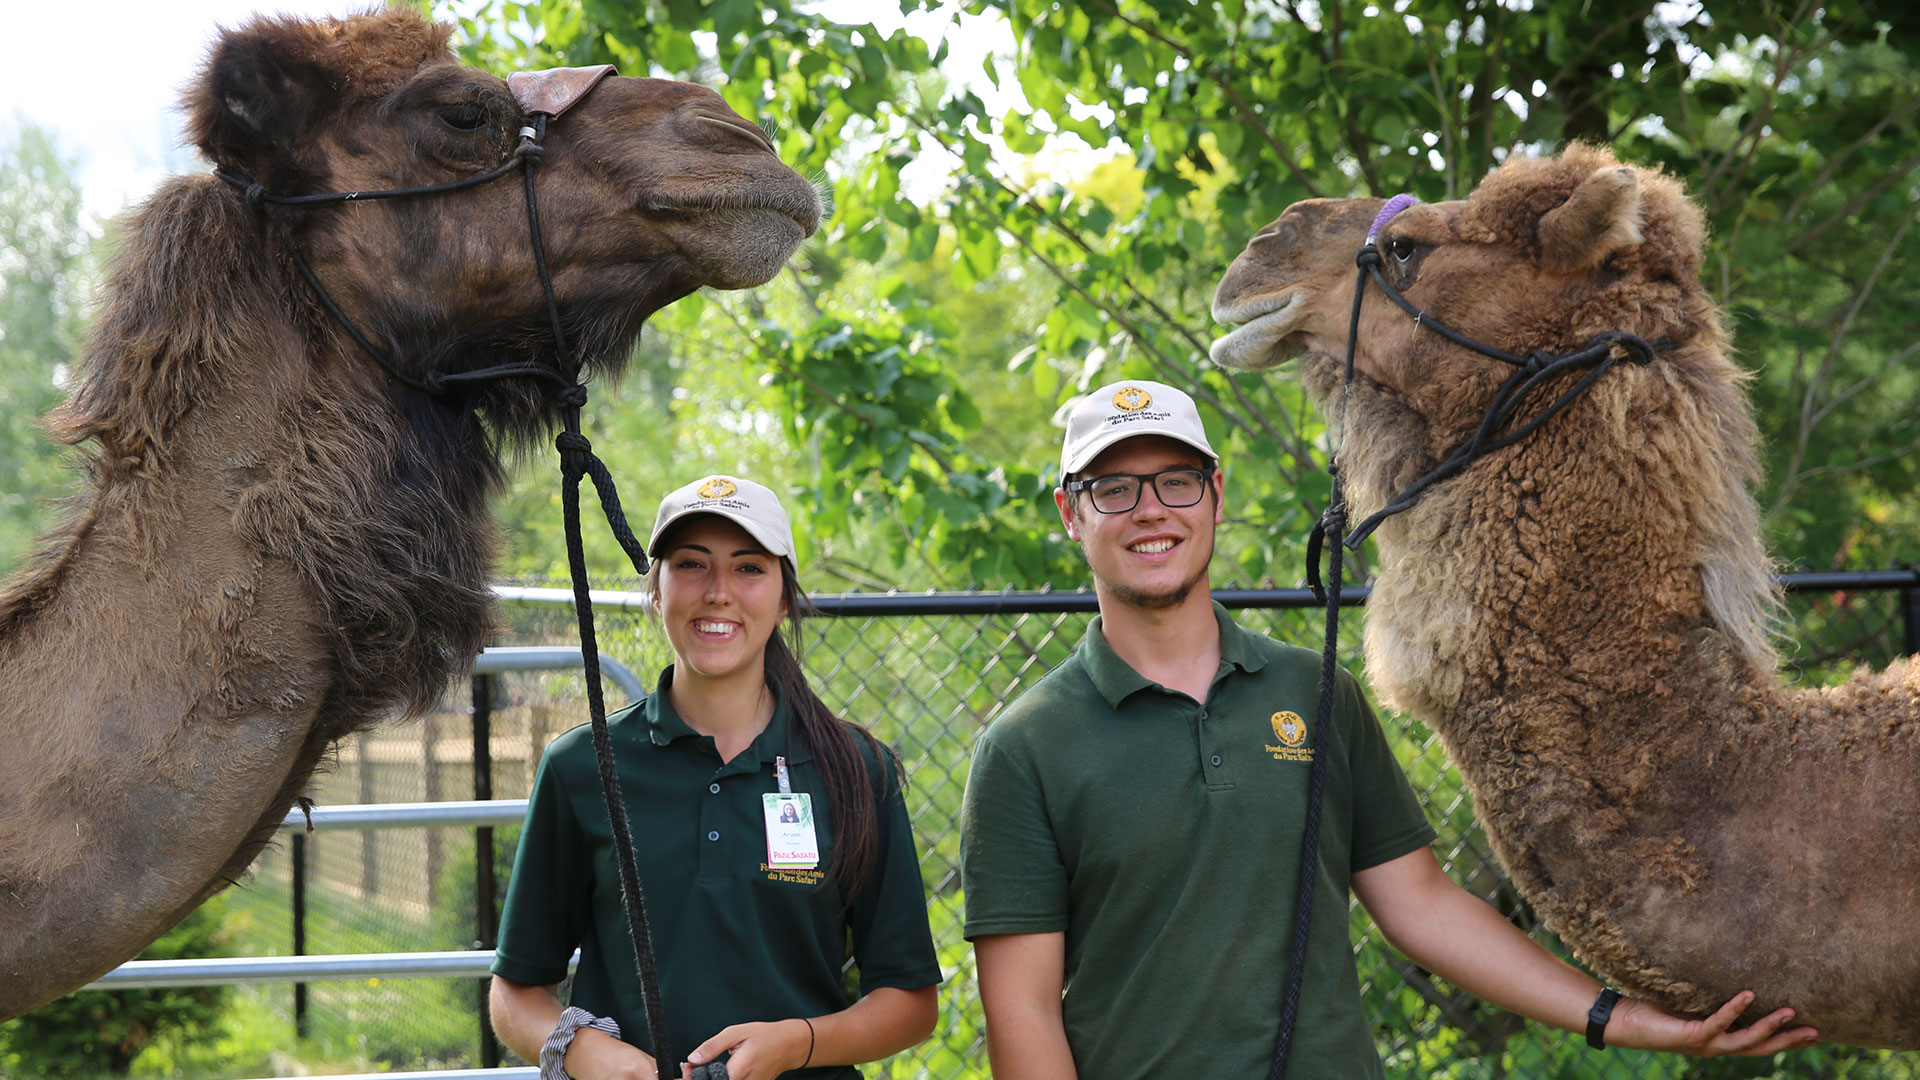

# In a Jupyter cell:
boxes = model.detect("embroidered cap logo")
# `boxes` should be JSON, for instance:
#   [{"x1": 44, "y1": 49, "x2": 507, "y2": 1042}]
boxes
[
  {"x1": 1111, "y1": 386, "x2": 1153, "y2": 412},
  {"x1": 696, "y1": 477, "x2": 738, "y2": 500}
]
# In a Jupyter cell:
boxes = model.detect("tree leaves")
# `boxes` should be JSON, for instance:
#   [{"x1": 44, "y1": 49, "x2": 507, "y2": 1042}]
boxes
[{"x1": 438, "y1": 0, "x2": 1919, "y2": 590}]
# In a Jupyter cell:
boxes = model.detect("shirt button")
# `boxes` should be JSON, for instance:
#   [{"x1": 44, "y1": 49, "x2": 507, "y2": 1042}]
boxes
[
  {"x1": 707, "y1": 830, "x2": 720, "y2": 842},
  {"x1": 1210, "y1": 754, "x2": 1223, "y2": 767},
  {"x1": 709, "y1": 783, "x2": 721, "y2": 794}
]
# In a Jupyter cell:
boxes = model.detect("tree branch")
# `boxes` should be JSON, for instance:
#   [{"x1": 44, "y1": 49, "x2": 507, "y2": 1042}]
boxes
[
  {"x1": 1780, "y1": 96, "x2": 1920, "y2": 226},
  {"x1": 956, "y1": 185, "x2": 1303, "y2": 484},
  {"x1": 1082, "y1": 0, "x2": 1324, "y2": 198},
  {"x1": 1783, "y1": 145, "x2": 1920, "y2": 256},
  {"x1": 1769, "y1": 211, "x2": 1911, "y2": 516}
]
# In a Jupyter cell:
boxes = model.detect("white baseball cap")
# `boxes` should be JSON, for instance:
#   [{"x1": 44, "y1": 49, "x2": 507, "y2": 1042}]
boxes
[
  {"x1": 1060, "y1": 379, "x2": 1218, "y2": 474},
  {"x1": 647, "y1": 475, "x2": 796, "y2": 563}
]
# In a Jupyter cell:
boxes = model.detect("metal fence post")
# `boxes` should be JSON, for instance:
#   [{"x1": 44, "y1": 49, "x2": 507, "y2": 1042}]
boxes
[
  {"x1": 292, "y1": 831, "x2": 309, "y2": 1039},
  {"x1": 1904, "y1": 576, "x2": 1919, "y2": 656},
  {"x1": 473, "y1": 671, "x2": 501, "y2": 1068}
]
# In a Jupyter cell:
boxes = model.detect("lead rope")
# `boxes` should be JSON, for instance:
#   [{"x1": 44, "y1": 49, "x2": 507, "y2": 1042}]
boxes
[
  {"x1": 1266, "y1": 210, "x2": 1374, "y2": 1080},
  {"x1": 522, "y1": 113, "x2": 680, "y2": 1078},
  {"x1": 223, "y1": 111, "x2": 683, "y2": 1077},
  {"x1": 1277, "y1": 193, "x2": 1670, "y2": 1079}
]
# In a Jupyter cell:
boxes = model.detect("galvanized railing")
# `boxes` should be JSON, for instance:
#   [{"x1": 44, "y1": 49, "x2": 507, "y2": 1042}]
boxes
[{"x1": 82, "y1": 571, "x2": 1920, "y2": 1080}]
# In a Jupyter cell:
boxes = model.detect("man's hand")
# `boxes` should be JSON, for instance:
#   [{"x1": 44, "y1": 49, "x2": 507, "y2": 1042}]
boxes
[
  {"x1": 1610, "y1": 990, "x2": 1818, "y2": 1057},
  {"x1": 684, "y1": 1018, "x2": 811, "y2": 1080}
]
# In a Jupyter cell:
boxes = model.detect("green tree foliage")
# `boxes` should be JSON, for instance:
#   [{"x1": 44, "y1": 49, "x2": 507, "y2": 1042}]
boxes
[
  {"x1": 437, "y1": 0, "x2": 1917, "y2": 595},
  {"x1": 0, "y1": 124, "x2": 94, "y2": 575}
]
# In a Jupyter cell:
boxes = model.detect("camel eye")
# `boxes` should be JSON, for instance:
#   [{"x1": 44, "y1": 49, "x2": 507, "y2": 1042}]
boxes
[
  {"x1": 1389, "y1": 236, "x2": 1419, "y2": 262},
  {"x1": 437, "y1": 104, "x2": 488, "y2": 132}
]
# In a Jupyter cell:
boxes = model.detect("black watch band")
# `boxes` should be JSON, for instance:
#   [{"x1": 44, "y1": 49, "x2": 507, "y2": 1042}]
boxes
[{"x1": 1586, "y1": 987, "x2": 1623, "y2": 1049}]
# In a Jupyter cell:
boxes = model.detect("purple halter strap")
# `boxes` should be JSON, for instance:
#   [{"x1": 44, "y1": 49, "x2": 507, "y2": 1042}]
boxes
[{"x1": 1366, "y1": 192, "x2": 1420, "y2": 245}]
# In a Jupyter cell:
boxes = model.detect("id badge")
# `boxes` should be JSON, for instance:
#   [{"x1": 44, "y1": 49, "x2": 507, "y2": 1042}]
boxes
[{"x1": 763, "y1": 793, "x2": 820, "y2": 869}]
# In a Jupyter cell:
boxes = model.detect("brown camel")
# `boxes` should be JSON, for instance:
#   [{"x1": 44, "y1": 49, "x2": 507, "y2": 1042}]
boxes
[
  {"x1": 0, "y1": 10, "x2": 820, "y2": 1021},
  {"x1": 1209, "y1": 144, "x2": 1920, "y2": 1048}
]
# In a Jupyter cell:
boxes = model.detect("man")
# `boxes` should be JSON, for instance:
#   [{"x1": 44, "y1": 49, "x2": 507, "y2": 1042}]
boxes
[{"x1": 959, "y1": 379, "x2": 1817, "y2": 1079}]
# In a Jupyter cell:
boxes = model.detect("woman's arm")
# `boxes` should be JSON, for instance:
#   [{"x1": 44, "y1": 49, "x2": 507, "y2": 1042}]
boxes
[
  {"x1": 1351, "y1": 846, "x2": 1818, "y2": 1056},
  {"x1": 682, "y1": 984, "x2": 938, "y2": 1080},
  {"x1": 489, "y1": 975, "x2": 661, "y2": 1080}
]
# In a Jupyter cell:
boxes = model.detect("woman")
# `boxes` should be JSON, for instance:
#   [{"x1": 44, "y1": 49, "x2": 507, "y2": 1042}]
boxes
[{"x1": 490, "y1": 475, "x2": 941, "y2": 1080}]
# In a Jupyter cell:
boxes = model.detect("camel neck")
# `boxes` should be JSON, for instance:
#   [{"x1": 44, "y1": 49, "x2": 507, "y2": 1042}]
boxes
[{"x1": 1093, "y1": 586, "x2": 1223, "y2": 703}]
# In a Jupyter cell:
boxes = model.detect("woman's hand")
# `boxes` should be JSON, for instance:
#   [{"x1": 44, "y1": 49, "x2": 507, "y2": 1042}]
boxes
[
  {"x1": 1610, "y1": 991, "x2": 1818, "y2": 1057},
  {"x1": 566, "y1": 1027, "x2": 661, "y2": 1080},
  {"x1": 684, "y1": 1017, "x2": 812, "y2": 1080}
]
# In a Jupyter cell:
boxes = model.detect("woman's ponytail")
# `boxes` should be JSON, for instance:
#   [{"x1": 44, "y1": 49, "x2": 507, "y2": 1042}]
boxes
[{"x1": 765, "y1": 567, "x2": 899, "y2": 896}]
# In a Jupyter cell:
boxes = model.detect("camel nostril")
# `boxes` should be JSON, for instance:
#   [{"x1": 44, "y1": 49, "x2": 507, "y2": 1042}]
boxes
[{"x1": 697, "y1": 114, "x2": 775, "y2": 154}]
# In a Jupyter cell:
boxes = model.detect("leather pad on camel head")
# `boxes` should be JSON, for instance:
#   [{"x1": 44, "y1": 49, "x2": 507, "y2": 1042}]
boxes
[{"x1": 508, "y1": 64, "x2": 618, "y2": 118}]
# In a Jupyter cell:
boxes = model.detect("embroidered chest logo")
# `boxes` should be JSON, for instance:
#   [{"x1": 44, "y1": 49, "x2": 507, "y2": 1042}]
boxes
[
  {"x1": 1266, "y1": 710, "x2": 1314, "y2": 762},
  {"x1": 697, "y1": 477, "x2": 738, "y2": 499},
  {"x1": 1111, "y1": 386, "x2": 1152, "y2": 412}
]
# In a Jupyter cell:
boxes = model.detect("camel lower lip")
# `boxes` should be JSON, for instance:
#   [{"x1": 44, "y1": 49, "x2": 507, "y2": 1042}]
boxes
[{"x1": 1209, "y1": 300, "x2": 1304, "y2": 370}]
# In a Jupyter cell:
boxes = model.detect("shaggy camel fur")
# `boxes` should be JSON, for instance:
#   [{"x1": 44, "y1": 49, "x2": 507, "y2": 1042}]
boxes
[
  {"x1": 0, "y1": 11, "x2": 820, "y2": 1020},
  {"x1": 1210, "y1": 145, "x2": 1919, "y2": 1048}
]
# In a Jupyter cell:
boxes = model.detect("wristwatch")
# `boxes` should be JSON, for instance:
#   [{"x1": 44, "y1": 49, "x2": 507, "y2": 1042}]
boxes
[{"x1": 1586, "y1": 987, "x2": 1623, "y2": 1050}]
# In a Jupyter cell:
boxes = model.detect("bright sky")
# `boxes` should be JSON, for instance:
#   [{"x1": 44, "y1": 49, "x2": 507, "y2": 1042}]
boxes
[
  {"x1": 1, "y1": 0, "x2": 1092, "y2": 224},
  {"x1": 2, "y1": 0, "x2": 363, "y2": 220}
]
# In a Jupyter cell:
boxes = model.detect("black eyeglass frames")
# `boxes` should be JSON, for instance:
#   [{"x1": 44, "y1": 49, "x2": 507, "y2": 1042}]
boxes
[{"x1": 1064, "y1": 466, "x2": 1215, "y2": 515}]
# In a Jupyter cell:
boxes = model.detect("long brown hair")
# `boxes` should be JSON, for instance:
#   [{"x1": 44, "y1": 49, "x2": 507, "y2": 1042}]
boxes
[
  {"x1": 765, "y1": 568, "x2": 901, "y2": 895},
  {"x1": 646, "y1": 545, "x2": 900, "y2": 895}
]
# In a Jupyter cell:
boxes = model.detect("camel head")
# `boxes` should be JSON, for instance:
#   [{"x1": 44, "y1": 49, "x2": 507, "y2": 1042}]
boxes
[
  {"x1": 182, "y1": 9, "x2": 821, "y2": 429},
  {"x1": 1206, "y1": 145, "x2": 1758, "y2": 518},
  {"x1": 1210, "y1": 144, "x2": 1779, "y2": 674},
  {"x1": 1210, "y1": 144, "x2": 1722, "y2": 429}
]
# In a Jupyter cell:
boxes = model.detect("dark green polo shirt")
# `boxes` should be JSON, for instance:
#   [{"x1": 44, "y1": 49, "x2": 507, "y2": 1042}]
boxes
[
  {"x1": 493, "y1": 669, "x2": 942, "y2": 1079},
  {"x1": 961, "y1": 603, "x2": 1435, "y2": 1080}
]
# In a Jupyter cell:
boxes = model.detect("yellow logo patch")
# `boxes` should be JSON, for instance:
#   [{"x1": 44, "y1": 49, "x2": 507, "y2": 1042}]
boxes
[
  {"x1": 696, "y1": 477, "x2": 737, "y2": 500},
  {"x1": 1111, "y1": 386, "x2": 1152, "y2": 412},
  {"x1": 1266, "y1": 710, "x2": 1314, "y2": 762}
]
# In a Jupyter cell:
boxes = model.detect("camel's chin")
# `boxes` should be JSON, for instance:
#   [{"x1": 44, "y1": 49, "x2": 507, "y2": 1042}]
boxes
[{"x1": 685, "y1": 209, "x2": 811, "y2": 289}]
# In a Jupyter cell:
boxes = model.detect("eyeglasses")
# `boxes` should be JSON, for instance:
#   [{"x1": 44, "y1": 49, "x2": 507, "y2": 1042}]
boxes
[{"x1": 1065, "y1": 466, "x2": 1215, "y2": 515}]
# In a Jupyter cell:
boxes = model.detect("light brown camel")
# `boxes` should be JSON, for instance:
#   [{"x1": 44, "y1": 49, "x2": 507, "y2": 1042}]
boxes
[
  {"x1": 1209, "y1": 144, "x2": 1920, "y2": 1048},
  {"x1": 0, "y1": 10, "x2": 820, "y2": 1021}
]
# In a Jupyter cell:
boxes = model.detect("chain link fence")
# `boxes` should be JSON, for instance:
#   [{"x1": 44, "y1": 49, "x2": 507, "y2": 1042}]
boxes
[{"x1": 217, "y1": 572, "x2": 1919, "y2": 1079}]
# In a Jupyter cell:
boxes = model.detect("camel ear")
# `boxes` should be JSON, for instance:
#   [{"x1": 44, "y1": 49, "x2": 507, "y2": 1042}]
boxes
[
  {"x1": 187, "y1": 21, "x2": 334, "y2": 174},
  {"x1": 1536, "y1": 165, "x2": 1644, "y2": 272}
]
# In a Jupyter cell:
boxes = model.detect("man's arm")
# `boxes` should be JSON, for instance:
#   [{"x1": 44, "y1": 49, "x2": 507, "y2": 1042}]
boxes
[
  {"x1": 975, "y1": 932, "x2": 1079, "y2": 1080},
  {"x1": 1351, "y1": 847, "x2": 1819, "y2": 1056}
]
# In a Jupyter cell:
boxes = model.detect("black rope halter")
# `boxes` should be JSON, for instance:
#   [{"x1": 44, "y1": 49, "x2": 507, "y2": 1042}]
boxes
[
  {"x1": 220, "y1": 79, "x2": 687, "y2": 1077},
  {"x1": 1269, "y1": 194, "x2": 1672, "y2": 1080}
]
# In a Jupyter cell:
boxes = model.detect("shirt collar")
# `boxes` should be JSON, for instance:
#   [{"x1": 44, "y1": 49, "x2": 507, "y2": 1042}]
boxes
[
  {"x1": 640, "y1": 665, "x2": 812, "y2": 767},
  {"x1": 1080, "y1": 600, "x2": 1267, "y2": 708}
]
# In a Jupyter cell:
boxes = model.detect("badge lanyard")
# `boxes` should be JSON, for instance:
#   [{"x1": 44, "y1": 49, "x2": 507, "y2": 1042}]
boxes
[{"x1": 764, "y1": 755, "x2": 820, "y2": 869}]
